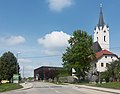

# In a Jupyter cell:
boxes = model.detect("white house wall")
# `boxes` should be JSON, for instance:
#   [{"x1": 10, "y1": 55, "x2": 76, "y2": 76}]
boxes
[{"x1": 96, "y1": 55, "x2": 118, "y2": 72}]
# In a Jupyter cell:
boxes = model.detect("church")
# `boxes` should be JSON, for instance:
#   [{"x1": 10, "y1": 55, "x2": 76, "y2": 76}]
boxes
[
  {"x1": 71, "y1": 3, "x2": 119, "y2": 82},
  {"x1": 93, "y1": 3, "x2": 118, "y2": 73},
  {"x1": 72, "y1": 3, "x2": 119, "y2": 82}
]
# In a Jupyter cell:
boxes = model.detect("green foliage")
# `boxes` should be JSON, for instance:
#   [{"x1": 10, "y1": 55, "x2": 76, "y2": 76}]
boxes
[
  {"x1": 27, "y1": 77, "x2": 34, "y2": 81},
  {"x1": 94, "y1": 82, "x2": 120, "y2": 89},
  {"x1": 0, "y1": 83, "x2": 23, "y2": 92},
  {"x1": 58, "y1": 68, "x2": 71, "y2": 77},
  {"x1": 100, "y1": 71, "x2": 110, "y2": 83},
  {"x1": 101, "y1": 60, "x2": 120, "y2": 82},
  {"x1": 62, "y1": 30, "x2": 95, "y2": 81},
  {"x1": 0, "y1": 51, "x2": 19, "y2": 82}
]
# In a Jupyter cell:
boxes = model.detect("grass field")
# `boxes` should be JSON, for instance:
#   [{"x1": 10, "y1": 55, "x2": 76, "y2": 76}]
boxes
[
  {"x1": 0, "y1": 83, "x2": 23, "y2": 92},
  {"x1": 90, "y1": 82, "x2": 120, "y2": 89}
]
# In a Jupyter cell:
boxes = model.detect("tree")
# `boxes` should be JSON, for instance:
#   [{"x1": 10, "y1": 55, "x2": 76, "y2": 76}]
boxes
[
  {"x1": 100, "y1": 71, "x2": 111, "y2": 83},
  {"x1": 0, "y1": 51, "x2": 19, "y2": 82},
  {"x1": 101, "y1": 60, "x2": 120, "y2": 82},
  {"x1": 62, "y1": 30, "x2": 96, "y2": 81}
]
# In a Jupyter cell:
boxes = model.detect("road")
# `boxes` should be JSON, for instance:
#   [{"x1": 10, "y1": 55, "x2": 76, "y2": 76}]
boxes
[{"x1": 0, "y1": 82, "x2": 114, "y2": 94}]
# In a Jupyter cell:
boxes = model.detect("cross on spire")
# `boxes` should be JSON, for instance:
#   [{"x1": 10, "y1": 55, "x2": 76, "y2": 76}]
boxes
[
  {"x1": 100, "y1": 3, "x2": 102, "y2": 8},
  {"x1": 98, "y1": 2, "x2": 105, "y2": 28}
]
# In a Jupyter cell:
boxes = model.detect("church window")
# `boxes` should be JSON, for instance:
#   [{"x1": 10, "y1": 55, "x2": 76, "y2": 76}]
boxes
[
  {"x1": 105, "y1": 56, "x2": 107, "y2": 58},
  {"x1": 97, "y1": 32, "x2": 98, "y2": 34},
  {"x1": 104, "y1": 36, "x2": 106, "y2": 42},
  {"x1": 111, "y1": 56, "x2": 113, "y2": 59},
  {"x1": 97, "y1": 37, "x2": 98, "y2": 41},
  {"x1": 104, "y1": 30, "x2": 106, "y2": 33},
  {"x1": 106, "y1": 63, "x2": 109, "y2": 67},
  {"x1": 101, "y1": 63, "x2": 104, "y2": 67}
]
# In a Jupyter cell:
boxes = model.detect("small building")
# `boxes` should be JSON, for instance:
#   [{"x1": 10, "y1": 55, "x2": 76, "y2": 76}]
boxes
[
  {"x1": 95, "y1": 50, "x2": 118, "y2": 72},
  {"x1": 34, "y1": 66, "x2": 61, "y2": 81}
]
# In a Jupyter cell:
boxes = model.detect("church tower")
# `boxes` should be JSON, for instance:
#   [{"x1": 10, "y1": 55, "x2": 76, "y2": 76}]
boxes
[{"x1": 94, "y1": 3, "x2": 109, "y2": 51}]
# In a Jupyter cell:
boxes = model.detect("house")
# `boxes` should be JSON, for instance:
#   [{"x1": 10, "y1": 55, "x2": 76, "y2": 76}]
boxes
[{"x1": 95, "y1": 50, "x2": 118, "y2": 72}]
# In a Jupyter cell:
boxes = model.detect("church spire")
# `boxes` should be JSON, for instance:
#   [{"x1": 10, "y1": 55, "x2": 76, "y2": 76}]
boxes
[
  {"x1": 94, "y1": 2, "x2": 110, "y2": 51},
  {"x1": 98, "y1": 3, "x2": 105, "y2": 28}
]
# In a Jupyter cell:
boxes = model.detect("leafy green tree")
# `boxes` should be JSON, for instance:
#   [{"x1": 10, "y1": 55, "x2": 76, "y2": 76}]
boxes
[
  {"x1": 27, "y1": 77, "x2": 34, "y2": 81},
  {"x1": 0, "y1": 51, "x2": 19, "y2": 82},
  {"x1": 101, "y1": 60, "x2": 120, "y2": 82},
  {"x1": 58, "y1": 68, "x2": 70, "y2": 77},
  {"x1": 100, "y1": 71, "x2": 111, "y2": 83},
  {"x1": 54, "y1": 68, "x2": 71, "y2": 83},
  {"x1": 62, "y1": 30, "x2": 96, "y2": 81},
  {"x1": 113, "y1": 61, "x2": 120, "y2": 81}
]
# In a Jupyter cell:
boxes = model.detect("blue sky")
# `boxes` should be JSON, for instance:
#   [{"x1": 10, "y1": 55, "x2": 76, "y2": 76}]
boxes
[{"x1": 0, "y1": 0, "x2": 120, "y2": 77}]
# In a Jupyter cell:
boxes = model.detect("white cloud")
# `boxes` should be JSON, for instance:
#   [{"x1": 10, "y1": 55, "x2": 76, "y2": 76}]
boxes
[
  {"x1": 38, "y1": 31, "x2": 70, "y2": 55},
  {"x1": 38, "y1": 31, "x2": 70, "y2": 49},
  {"x1": 47, "y1": 0, "x2": 74, "y2": 12},
  {"x1": 18, "y1": 58, "x2": 32, "y2": 63},
  {"x1": 0, "y1": 36, "x2": 26, "y2": 46}
]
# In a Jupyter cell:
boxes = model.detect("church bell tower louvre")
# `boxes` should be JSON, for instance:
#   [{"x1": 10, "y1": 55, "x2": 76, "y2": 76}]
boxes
[{"x1": 94, "y1": 3, "x2": 110, "y2": 51}]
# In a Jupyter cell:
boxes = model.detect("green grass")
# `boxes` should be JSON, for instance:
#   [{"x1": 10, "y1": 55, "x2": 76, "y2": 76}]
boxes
[
  {"x1": 73, "y1": 82, "x2": 91, "y2": 85},
  {"x1": 89, "y1": 82, "x2": 120, "y2": 89},
  {"x1": 0, "y1": 83, "x2": 23, "y2": 92}
]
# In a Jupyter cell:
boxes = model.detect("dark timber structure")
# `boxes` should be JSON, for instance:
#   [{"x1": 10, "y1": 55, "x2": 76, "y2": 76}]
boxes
[{"x1": 34, "y1": 66, "x2": 61, "y2": 81}]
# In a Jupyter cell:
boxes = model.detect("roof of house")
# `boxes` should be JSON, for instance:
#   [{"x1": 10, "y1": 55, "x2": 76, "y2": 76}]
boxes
[
  {"x1": 96, "y1": 50, "x2": 118, "y2": 59},
  {"x1": 34, "y1": 66, "x2": 62, "y2": 71}
]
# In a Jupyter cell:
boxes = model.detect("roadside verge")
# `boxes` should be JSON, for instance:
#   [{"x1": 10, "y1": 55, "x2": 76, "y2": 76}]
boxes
[
  {"x1": 75, "y1": 85, "x2": 120, "y2": 94},
  {"x1": 20, "y1": 82, "x2": 33, "y2": 90}
]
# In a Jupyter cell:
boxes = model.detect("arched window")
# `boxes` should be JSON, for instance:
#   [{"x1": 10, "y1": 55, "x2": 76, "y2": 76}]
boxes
[
  {"x1": 106, "y1": 63, "x2": 109, "y2": 67},
  {"x1": 104, "y1": 36, "x2": 106, "y2": 42},
  {"x1": 101, "y1": 63, "x2": 104, "y2": 67},
  {"x1": 97, "y1": 37, "x2": 98, "y2": 41}
]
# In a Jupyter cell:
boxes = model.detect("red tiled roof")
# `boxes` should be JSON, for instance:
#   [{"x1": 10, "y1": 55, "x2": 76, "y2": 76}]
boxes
[{"x1": 96, "y1": 50, "x2": 116, "y2": 59}]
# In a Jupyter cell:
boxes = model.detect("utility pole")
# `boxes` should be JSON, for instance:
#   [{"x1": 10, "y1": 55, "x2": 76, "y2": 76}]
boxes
[
  {"x1": 16, "y1": 52, "x2": 20, "y2": 84},
  {"x1": 23, "y1": 66, "x2": 24, "y2": 79}
]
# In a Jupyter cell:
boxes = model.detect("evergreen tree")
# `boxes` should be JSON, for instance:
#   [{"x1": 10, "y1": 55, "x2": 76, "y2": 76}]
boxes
[{"x1": 0, "y1": 51, "x2": 19, "y2": 82}]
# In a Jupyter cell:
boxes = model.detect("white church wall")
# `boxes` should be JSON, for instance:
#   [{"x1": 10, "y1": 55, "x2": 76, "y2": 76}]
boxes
[{"x1": 94, "y1": 25, "x2": 109, "y2": 51}]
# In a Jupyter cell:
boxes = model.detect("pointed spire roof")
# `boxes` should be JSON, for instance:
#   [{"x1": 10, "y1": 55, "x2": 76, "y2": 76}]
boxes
[{"x1": 98, "y1": 3, "x2": 105, "y2": 28}]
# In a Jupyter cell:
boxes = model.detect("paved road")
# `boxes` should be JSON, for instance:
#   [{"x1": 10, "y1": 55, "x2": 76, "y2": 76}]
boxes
[{"x1": 0, "y1": 82, "x2": 115, "y2": 94}]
